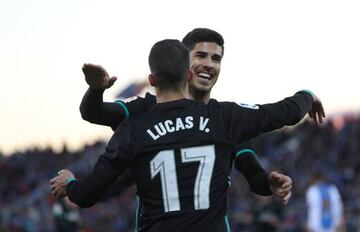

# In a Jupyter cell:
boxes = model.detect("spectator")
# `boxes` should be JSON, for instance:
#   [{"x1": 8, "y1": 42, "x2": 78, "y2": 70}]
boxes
[{"x1": 306, "y1": 170, "x2": 344, "y2": 232}]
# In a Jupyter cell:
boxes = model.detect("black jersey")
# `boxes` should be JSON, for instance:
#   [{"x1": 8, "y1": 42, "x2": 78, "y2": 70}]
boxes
[
  {"x1": 115, "y1": 93, "x2": 156, "y2": 121},
  {"x1": 68, "y1": 92, "x2": 312, "y2": 231},
  {"x1": 80, "y1": 88, "x2": 156, "y2": 130},
  {"x1": 81, "y1": 90, "x2": 272, "y2": 202}
]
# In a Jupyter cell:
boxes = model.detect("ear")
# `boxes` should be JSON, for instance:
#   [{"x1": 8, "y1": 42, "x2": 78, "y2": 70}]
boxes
[
  {"x1": 148, "y1": 74, "x2": 156, "y2": 86},
  {"x1": 188, "y1": 70, "x2": 193, "y2": 81}
]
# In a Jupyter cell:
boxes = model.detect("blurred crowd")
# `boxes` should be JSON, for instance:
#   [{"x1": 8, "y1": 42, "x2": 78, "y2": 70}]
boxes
[{"x1": 1, "y1": 115, "x2": 359, "y2": 232}]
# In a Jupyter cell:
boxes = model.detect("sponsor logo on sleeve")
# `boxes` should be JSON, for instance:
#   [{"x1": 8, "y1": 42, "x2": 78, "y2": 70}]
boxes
[
  {"x1": 237, "y1": 103, "x2": 259, "y2": 110},
  {"x1": 121, "y1": 96, "x2": 139, "y2": 103}
]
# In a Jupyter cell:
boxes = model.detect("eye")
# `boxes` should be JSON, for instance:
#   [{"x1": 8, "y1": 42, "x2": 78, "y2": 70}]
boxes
[
  {"x1": 212, "y1": 55, "x2": 222, "y2": 63},
  {"x1": 195, "y1": 52, "x2": 207, "y2": 58}
]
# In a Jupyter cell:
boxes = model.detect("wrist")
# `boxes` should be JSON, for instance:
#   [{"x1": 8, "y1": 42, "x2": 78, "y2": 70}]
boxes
[
  {"x1": 299, "y1": 89, "x2": 314, "y2": 97},
  {"x1": 89, "y1": 87, "x2": 106, "y2": 92},
  {"x1": 65, "y1": 177, "x2": 76, "y2": 185}
]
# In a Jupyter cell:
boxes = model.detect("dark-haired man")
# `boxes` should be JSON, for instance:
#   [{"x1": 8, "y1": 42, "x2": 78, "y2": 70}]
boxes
[
  {"x1": 51, "y1": 38, "x2": 321, "y2": 231},
  {"x1": 79, "y1": 28, "x2": 320, "y2": 204}
]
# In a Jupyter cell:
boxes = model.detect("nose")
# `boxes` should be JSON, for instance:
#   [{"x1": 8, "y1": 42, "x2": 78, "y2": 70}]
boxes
[{"x1": 200, "y1": 56, "x2": 214, "y2": 69}]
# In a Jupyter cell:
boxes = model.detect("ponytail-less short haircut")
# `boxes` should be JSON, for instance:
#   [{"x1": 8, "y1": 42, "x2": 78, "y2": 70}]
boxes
[
  {"x1": 148, "y1": 39, "x2": 189, "y2": 90},
  {"x1": 182, "y1": 28, "x2": 224, "y2": 55}
]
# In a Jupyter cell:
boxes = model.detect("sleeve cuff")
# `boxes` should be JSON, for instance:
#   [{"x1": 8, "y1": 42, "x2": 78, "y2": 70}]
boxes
[
  {"x1": 235, "y1": 149, "x2": 257, "y2": 158},
  {"x1": 114, "y1": 100, "x2": 130, "y2": 119},
  {"x1": 298, "y1": 89, "x2": 314, "y2": 97},
  {"x1": 65, "y1": 177, "x2": 77, "y2": 185}
]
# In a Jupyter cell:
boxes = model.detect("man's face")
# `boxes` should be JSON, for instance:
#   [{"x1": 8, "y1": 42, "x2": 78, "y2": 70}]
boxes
[{"x1": 189, "y1": 42, "x2": 223, "y2": 94}]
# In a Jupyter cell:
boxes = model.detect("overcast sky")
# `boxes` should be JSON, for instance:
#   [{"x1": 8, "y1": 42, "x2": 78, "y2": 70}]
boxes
[{"x1": 0, "y1": 0, "x2": 359, "y2": 155}]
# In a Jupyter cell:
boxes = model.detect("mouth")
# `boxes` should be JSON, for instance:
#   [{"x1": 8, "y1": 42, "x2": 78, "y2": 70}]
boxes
[{"x1": 197, "y1": 72, "x2": 212, "y2": 81}]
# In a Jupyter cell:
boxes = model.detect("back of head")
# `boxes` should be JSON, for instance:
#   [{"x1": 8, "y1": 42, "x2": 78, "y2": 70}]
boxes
[
  {"x1": 149, "y1": 39, "x2": 189, "y2": 90},
  {"x1": 310, "y1": 169, "x2": 328, "y2": 185},
  {"x1": 182, "y1": 28, "x2": 224, "y2": 55}
]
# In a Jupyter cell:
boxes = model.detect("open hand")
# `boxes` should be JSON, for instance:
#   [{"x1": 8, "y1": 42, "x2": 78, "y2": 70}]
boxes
[
  {"x1": 308, "y1": 94, "x2": 326, "y2": 124},
  {"x1": 82, "y1": 63, "x2": 117, "y2": 89}
]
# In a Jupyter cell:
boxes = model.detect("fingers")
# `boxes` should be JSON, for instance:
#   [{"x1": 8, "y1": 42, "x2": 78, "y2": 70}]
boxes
[
  {"x1": 309, "y1": 96, "x2": 326, "y2": 124},
  {"x1": 281, "y1": 191, "x2": 292, "y2": 205},
  {"x1": 269, "y1": 172, "x2": 292, "y2": 193},
  {"x1": 279, "y1": 186, "x2": 292, "y2": 196},
  {"x1": 49, "y1": 178, "x2": 55, "y2": 185},
  {"x1": 308, "y1": 111, "x2": 314, "y2": 119},
  {"x1": 274, "y1": 185, "x2": 291, "y2": 197},
  {"x1": 269, "y1": 171, "x2": 289, "y2": 184},
  {"x1": 274, "y1": 187, "x2": 292, "y2": 205},
  {"x1": 82, "y1": 63, "x2": 113, "y2": 89},
  {"x1": 281, "y1": 180, "x2": 292, "y2": 189},
  {"x1": 52, "y1": 188, "x2": 66, "y2": 199},
  {"x1": 50, "y1": 182, "x2": 60, "y2": 198},
  {"x1": 281, "y1": 181, "x2": 292, "y2": 191},
  {"x1": 313, "y1": 110, "x2": 319, "y2": 124},
  {"x1": 50, "y1": 170, "x2": 68, "y2": 199},
  {"x1": 108, "y1": 76, "x2": 118, "y2": 87},
  {"x1": 82, "y1": 63, "x2": 107, "y2": 75},
  {"x1": 268, "y1": 171, "x2": 293, "y2": 204},
  {"x1": 317, "y1": 106, "x2": 326, "y2": 124},
  {"x1": 82, "y1": 63, "x2": 95, "y2": 76},
  {"x1": 268, "y1": 171, "x2": 280, "y2": 179},
  {"x1": 50, "y1": 183, "x2": 66, "y2": 198},
  {"x1": 318, "y1": 112, "x2": 323, "y2": 124},
  {"x1": 309, "y1": 109, "x2": 320, "y2": 124}
]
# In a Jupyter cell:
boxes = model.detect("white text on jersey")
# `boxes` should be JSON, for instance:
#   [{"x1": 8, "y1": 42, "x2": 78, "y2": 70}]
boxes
[{"x1": 146, "y1": 116, "x2": 210, "y2": 140}]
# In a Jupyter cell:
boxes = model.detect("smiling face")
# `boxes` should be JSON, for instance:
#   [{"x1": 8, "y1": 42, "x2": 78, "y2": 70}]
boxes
[{"x1": 188, "y1": 42, "x2": 223, "y2": 101}]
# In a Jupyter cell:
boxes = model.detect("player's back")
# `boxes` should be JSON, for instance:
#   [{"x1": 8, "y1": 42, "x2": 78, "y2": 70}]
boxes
[{"x1": 126, "y1": 98, "x2": 235, "y2": 232}]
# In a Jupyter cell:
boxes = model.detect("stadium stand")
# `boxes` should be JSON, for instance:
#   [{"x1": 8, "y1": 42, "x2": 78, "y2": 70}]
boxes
[{"x1": 1, "y1": 116, "x2": 359, "y2": 231}]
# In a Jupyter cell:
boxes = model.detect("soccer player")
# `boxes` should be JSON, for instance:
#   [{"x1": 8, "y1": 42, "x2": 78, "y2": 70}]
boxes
[
  {"x1": 79, "y1": 28, "x2": 318, "y2": 203},
  {"x1": 51, "y1": 39, "x2": 321, "y2": 231}
]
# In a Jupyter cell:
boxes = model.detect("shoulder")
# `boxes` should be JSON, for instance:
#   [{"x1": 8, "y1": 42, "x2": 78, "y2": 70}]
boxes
[
  {"x1": 328, "y1": 184, "x2": 341, "y2": 195},
  {"x1": 306, "y1": 184, "x2": 320, "y2": 197},
  {"x1": 115, "y1": 92, "x2": 155, "y2": 105},
  {"x1": 210, "y1": 99, "x2": 259, "y2": 110},
  {"x1": 237, "y1": 102, "x2": 259, "y2": 110},
  {"x1": 114, "y1": 92, "x2": 156, "y2": 118},
  {"x1": 208, "y1": 99, "x2": 233, "y2": 109},
  {"x1": 144, "y1": 92, "x2": 156, "y2": 102}
]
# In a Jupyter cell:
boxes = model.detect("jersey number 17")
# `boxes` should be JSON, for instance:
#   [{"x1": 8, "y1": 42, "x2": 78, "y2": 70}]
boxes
[{"x1": 150, "y1": 145, "x2": 215, "y2": 213}]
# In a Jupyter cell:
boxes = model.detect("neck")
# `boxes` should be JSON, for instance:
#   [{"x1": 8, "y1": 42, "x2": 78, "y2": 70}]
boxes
[
  {"x1": 155, "y1": 89, "x2": 187, "y2": 103},
  {"x1": 189, "y1": 87, "x2": 210, "y2": 104}
]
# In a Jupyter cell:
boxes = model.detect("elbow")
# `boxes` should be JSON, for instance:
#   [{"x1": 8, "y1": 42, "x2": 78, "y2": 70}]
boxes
[
  {"x1": 75, "y1": 200, "x2": 96, "y2": 208},
  {"x1": 68, "y1": 188, "x2": 98, "y2": 208},
  {"x1": 69, "y1": 195, "x2": 97, "y2": 208},
  {"x1": 79, "y1": 105, "x2": 97, "y2": 123},
  {"x1": 80, "y1": 112, "x2": 93, "y2": 123},
  {"x1": 79, "y1": 104, "x2": 89, "y2": 120}
]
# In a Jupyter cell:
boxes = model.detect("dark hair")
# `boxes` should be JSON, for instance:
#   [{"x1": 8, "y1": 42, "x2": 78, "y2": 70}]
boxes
[
  {"x1": 148, "y1": 39, "x2": 189, "y2": 90},
  {"x1": 182, "y1": 28, "x2": 224, "y2": 55}
]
